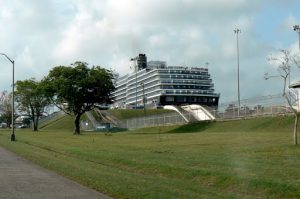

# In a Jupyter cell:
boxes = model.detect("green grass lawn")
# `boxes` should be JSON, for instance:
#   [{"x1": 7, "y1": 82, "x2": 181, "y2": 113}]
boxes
[
  {"x1": 108, "y1": 109, "x2": 174, "y2": 120},
  {"x1": 39, "y1": 114, "x2": 75, "y2": 131},
  {"x1": 0, "y1": 115, "x2": 299, "y2": 198}
]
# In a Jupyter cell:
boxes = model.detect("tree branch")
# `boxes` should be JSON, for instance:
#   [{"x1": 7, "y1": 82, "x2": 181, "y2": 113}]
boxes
[{"x1": 49, "y1": 98, "x2": 72, "y2": 116}]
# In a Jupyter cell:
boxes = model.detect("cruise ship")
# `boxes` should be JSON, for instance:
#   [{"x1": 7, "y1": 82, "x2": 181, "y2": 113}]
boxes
[{"x1": 112, "y1": 54, "x2": 220, "y2": 109}]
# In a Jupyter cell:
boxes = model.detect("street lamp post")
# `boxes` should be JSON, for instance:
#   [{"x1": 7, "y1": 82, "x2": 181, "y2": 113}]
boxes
[
  {"x1": 293, "y1": 25, "x2": 300, "y2": 52},
  {"x1": 130, "y1": 57, "x2": 138, "y2": 109},
  {"x1": 0, "y1": 53, "x2": 15, "y2": 141},
  {"x1": 140, "y1": 82, "x2": 146, "y2": 114},
  {"x1": 234, "y1": 28, "x2": 241, "y2": 117}
]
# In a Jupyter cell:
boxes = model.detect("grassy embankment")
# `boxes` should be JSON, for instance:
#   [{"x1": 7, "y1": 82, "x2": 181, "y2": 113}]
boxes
[
  {"x1": 108, "y1": 109, "x2": 173, "y2": 120},
  {"x1": 0, "y1": 114, "x2": 299, "y2": 199}
]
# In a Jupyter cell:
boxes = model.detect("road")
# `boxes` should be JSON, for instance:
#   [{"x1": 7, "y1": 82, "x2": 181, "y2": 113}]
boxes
[{"x1": 0, "y1": 146, "x2": 111, "y2": 199}]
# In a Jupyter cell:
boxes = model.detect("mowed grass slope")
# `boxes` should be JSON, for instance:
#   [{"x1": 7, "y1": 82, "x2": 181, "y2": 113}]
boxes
[
  {"x1": 0, "y1": 115, "x2": 299, "y2": 199},
  {"x1": 39, "y1": 114, "x2": 74, "y2": 131},
  {"x1": 108, "y1": 109, "x2": 173, "y2": 120}
]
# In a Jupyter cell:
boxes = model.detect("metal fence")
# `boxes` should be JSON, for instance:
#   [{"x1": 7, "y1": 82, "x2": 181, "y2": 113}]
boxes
[
  {"x1": 212, "y1": 105, "x2": 293, "y2": 121},
  {"x1": 124, "y1": 112, "x2": 188, "y2": 129},
  {"x1": 213, "y1": 93, "x2": 295, "y2": 120},
  {"x1": 123, "y1": 93, "x2": 295, "y2": 129}
]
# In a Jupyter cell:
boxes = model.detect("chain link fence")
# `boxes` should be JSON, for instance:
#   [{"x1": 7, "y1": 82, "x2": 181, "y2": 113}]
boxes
[
  {"x1": 211, "y1": 93, "x2": 293, "y2": 120},
  {"x1": 123, "y1": 93, "x2": 295, "y2": 129},
  {"x1": 124, "y1": 112, "x2": 188, "y2": 129}
]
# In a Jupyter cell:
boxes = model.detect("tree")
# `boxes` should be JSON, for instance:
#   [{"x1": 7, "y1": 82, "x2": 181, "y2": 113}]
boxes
[
  {"x1": 43, "y1": 61, "x2": 115, "y2": 134},
  {"x1": 0, "y1": 91, "x2": 13, "y2": 128},
  {"x1": 15, "y1": 79, "x2": 50, "y2": 131},
  {"x1": 265, "y1": 49, "x2": 300, "y2": 145}
]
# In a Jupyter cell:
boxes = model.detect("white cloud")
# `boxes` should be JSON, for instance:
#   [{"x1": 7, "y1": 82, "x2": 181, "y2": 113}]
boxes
[{"x1": 0, "y1": 0, "x2": 299, "y2": 103}]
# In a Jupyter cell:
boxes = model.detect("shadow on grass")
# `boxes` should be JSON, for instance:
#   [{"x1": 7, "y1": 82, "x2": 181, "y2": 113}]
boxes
[
  {"x1": 108, "y1": 127, "x2": 128, "y2": 133},
  {"x1": 131, "y1": 121, "x2": 214, "y2": 135},
  {"x1": 84, "y1": 127, "x2": 128, "y2": 134},
  {"x1": 166, "y1": 121, "x2": 213, "y2": 134}
]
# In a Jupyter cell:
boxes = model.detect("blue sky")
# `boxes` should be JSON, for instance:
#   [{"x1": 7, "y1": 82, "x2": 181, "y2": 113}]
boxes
[
  {"x1": 256, "y1": 1, "x2": 300, "y2": 45},
  {"x1": 0, "y1": 0, "x2": 300, "y2": 103}
]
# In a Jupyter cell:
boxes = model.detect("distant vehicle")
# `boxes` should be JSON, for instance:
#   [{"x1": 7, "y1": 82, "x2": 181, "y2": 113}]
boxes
[
  {"x1": 1, "y1": 122, "x2": 7, "y2": 128},
  {"x1": 95, "y1": 104, "x2": 110, "y2": 110},
  {"x1": 96, "y1": 123, "x2": 111, "y2": 131},
  {"x1": 17, "y1": 124, "x2": 27, "y2": 129}
]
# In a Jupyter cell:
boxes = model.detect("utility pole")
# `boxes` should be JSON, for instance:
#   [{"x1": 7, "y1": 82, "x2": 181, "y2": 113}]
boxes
[
  {"x1": 140, "y1": 82, "x2": 146, "y2": 114},
  {"x1": 234, "y1": 28, "x2": 241, "y2": 117}
]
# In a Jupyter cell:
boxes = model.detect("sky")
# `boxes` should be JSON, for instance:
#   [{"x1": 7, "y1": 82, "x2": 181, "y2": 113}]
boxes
[{"x1": 0, "y1": 0, "x2": 300, "y2": 103}]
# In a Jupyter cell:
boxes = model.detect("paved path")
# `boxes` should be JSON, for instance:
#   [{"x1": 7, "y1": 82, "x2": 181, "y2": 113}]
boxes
[{"x1": 0, "y1": 147, "x2": 111, "y2": 199}]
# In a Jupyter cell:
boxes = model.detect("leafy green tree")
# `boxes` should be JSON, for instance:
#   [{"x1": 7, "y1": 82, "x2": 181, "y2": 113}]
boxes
[
  {"x1": 43, "y1": 61, "x2": 115, "y2": 134},
  {"x1": 15, "y1": 79, "x2": 50, "y2": 131}
]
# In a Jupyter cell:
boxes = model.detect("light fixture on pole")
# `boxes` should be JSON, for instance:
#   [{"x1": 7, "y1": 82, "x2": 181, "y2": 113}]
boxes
[
  {"x1": 0, "y1": 53, "x2": 15, "y2": 141},
  {"x1": 234, "y1": 28, "x2": 241, "y2": 117},
  {"x1": 130, "y1": 56, "x2": 138, "y2": 109},
  {"x1": 293, "y1": 25, "x2": 300, "y2": 52}
]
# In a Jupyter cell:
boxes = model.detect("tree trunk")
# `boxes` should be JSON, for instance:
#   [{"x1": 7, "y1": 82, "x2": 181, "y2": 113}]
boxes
[
  {"x1": 7, "y1": 121, "x2": 11, "y2": 129},
  {"x1": 294, "y1": 114, "x2": 299, "y2": 145},
  {"x1": 36, "y1": 116, "x2": 39, "y2": 131},
  {"x1": 31, "y1": 107, "x2": 37, "y2": 131},
  {"x1": 74, "y1": 113, "x2": 81, "y2": 135},
  {"x1": 33, "y1": 116, "x2": 38, "y2": 131}
]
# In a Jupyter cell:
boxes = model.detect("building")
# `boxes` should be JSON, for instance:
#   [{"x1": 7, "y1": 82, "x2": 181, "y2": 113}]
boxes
[
  {"x1": 112, "y1": 54, "x2": 220, "y2": 109},
  {"x1": 289, "y1": 82, "x2": 300, "y2": 112}
]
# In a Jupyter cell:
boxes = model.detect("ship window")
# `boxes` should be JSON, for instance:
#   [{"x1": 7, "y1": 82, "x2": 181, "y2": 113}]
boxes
[
  {"x1": 178, "y1": 96, "x2": 186, "y2": 102},
  {"x1": 189, "y1": 97, "x2": 197, "y2": 102},
  {"x1": 166, "y1": 96, "x2": 174, "y2": 102}
]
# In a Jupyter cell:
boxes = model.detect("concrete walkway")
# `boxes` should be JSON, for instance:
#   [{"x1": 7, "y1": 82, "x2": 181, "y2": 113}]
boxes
[{"x1": 0, "y1": 147, "x2": 111, "y2": 199}]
